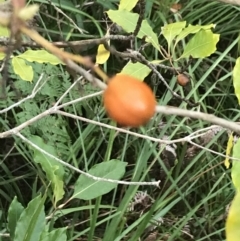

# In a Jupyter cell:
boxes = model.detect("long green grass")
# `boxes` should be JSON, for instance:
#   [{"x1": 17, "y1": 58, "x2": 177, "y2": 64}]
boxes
[{"x1": 0, "y1": 0, "x2": 239, "y2": 240}]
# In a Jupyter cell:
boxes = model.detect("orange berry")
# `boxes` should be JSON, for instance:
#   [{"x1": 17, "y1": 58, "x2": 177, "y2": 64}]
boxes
[{"x1": 103, "y1": 74, "x2": 156, "y2": 127}]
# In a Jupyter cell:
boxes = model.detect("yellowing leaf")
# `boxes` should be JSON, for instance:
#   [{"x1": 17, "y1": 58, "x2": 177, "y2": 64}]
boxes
[
  {"x1": 18, "y1": 49, "x2": 64, "y2": 65},
  {"x1": 224, "y1": 133, "x2": 234, "y2": 169},
  {"x1": 12, "y1": 57, "x2": 33, "y2": 82},
  {"x1": 233, "y1": 57, "x2": 240, "y2": 104},
  {"x1": 181, "y1": 29, "x2": 219, "y2": 58},
  {"x1": 18, "y1": 4, "x2": 39, "y2": 21},
  {"x1": 120, "y1": 62, "x2": 151, "y2": 80},
  {"x1": 119, "y1": 0, "x2": 138, "y2": 11},
  {"x1": 96, "y1": 44, "x2": 110, "y2": 64}
]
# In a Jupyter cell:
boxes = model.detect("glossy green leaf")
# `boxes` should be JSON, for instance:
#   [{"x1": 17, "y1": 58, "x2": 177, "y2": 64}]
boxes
[
  {"x1": 18, "y1": 50, "x2": 63, "y2": 65},
  {"x1": 107, "y1": 9, "x2": 160, "y2": 51},
  {"x1": 12, "y1": 57, "x2": 34, "y2": 82},
  {"x1": 7, "y1": 197, "x2": 24, "y2": 240},
  {"x1": 120, "y1": 62, "x2": 151, "y2": 80},
  {"x1": 226, "y1": 140, "x2": 240, "y2": 241},
  {"x1": 119, "y1": 0, "x2": 138, "y2": 11},
  {"x1": 40, "y1": 228, "x2": 67, "y2": 241},
  {"x1": 72, "y1": 160, "x2": 127, "y2": 200},
  {"x1": 175, "y1": 23, "x2": 216, "y2": 43},
  {"x1": 161, "y1": 21, "x2": 186, "y2": 48},
  {"x1": 29, "y1": 135, "x2": 65, "y2": 205},
  {"x1": 14, "y1": 195, "x2": 46, "y2": 241},
  {"x1": 233, "y1": 57, "x2": 240, "y2": 104},
  {"x1": 181, "y1": 29, "x2": 219, "y2": 58}
]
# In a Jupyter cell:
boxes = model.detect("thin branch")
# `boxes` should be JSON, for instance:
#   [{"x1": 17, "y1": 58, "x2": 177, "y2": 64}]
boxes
[
  {"x1": 133, "y1": 0, "x2": 145, "y2": 37},
  {"x1": 0, "y1": 73, "x2": 45, "y2": 114},
  {"x1": 16, "y1": 132, "x2": 160, "y2": 187},
  {"x1": 0, "y1": 35, "x2": 131, "y2": 48},
  {"x1": 155, "y1": 105, "x2": 240, "y2": 134},
  {"x1": 46, "y1": 0, "x2": 86, "y2": 34}
]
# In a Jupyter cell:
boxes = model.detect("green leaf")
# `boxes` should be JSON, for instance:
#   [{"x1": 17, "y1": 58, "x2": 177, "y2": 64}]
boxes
[
  {"x1": 175, "y1": 23, "x2": 216, "y2": 43},
  {"x1": 0, "y1": 25, "x2": 9, "y2": 37},
  {"x1": 0, "y1": 52, "x2": 5, "y2": 60},
  {"x1": 233, "y1": 57, "x2": 240, "y2": 104},
  {"x1": 121, "y1": 62, "x2": 151, "y2": 80},
  {"x1": 119, "y1": 0, "x2": 138, "y2": 11},
  {"x1": 40, "y1": 228, "x2": 67, "y2": 241},
  {"x1": 231, "y1": 140, "x2": 240, "y2": 190},
  {"x1": 29, "y1": 135, "x2": 65, "y2": 205},
  {"x1": 181, "y1": 29, "x2": 220, "y2": 58},
  {"x1": 161, "y1": 21, "x2": 186, "y2": 48},
  {"x1": 72, "y1": 160, "x2": 127, "y2": 200},
  {"x1": 226, "y1": 193, "x2": 240, "y2": 241},
  {"x1": 14, "y1": 195, "x2": 46, "y2": 241},
  {"x1": 18, "y1": 50, "x2": 63, "y2": 65},
  {"x1": 7, "y1": 197, "x2": 24, "y2": 240},
  {"x1": 12, "y1": 57, "x2": 34, "y2": 82},
  {"x1": 107, "y1": 9, "x2": 160, "y2": 51},
  {"x1": 226, "y1": 140, "x2": 240, "y2": 241}
]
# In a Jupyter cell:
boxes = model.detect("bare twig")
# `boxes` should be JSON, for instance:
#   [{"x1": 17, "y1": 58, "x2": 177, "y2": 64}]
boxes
[
  {"x1": 155, "y1": 105, "x2": 240, "y2": 134},
  {"x1": 0, "y1": 73, "x2": 45, "y2": 114},
  {"x1": 16, "y1": 132, "x2": 160, "y2": 187},
  {"x1": 46, "y1": 0, "x2": 86, "y2": 34},
  {"x1": 133, "y1": 0, "x2": 145, "y2": 37}
]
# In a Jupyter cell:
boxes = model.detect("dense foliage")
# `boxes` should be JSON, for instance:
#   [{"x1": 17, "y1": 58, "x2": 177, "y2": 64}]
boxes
[{"x1": 1, "y1": 0, "x2": 240, "y2": 240}]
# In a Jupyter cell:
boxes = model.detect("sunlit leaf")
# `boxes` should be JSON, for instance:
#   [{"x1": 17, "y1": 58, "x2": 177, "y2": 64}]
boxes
[
  {"x1": 175, "y1": 24, "x2": 216, "y2": 44},
  {"x1": 72, "y1": 160, "x2": 127, "y2": 200},
  {"x1": 18, "y1": 49, "x2": 64, "y2": 65},
  {"x1": 233, "y1": 57, "x2": 240, "y2": 104},
  {"x1": 0, "y1": 25, "x2": 9, "y2": 37},
  {"x1": 107, "y1": 9, "x2": 160, "y2": 51},
  {"x1": 231, "y1": 140, "x2": 240, "y2": 189},
  {"x1": 0, "y1": 52, "x2": 5, "y2": 60},
  {"x1": 96, "y1": 44, "x2": 110, "y2": 64},
  {"x1": 119, "y1": 0, "x2": 138, "y2": 11},
  {"x1": 226, "y1": 139, "x2": 240, "y2": 241},
  {"x1": 181, "y1": 29, "x2": 219, "y2": 58},
  {"x1": 12, "y1": 57, "x2": 34, "y2": 82},
  {"x1": 28, "y1": 135, "x2": 65, "y2": 205},
  {"x1": 120, "y1": 61, "x2": 151, "y2": 80},
  {"x1": 18, "y1": 4, "x2": 39, "y2": 21},
  {"x1": 224, "y1": 133, "x2": 234, "y2": 169},
  {"x1": 161, "y1": 21, "x2": 186, "y2": 48}
]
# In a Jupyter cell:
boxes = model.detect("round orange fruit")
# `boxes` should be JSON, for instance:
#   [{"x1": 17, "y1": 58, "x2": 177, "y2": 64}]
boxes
[{"x1": 103, "y1": 74, "x2": 156, "y2": 127}]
